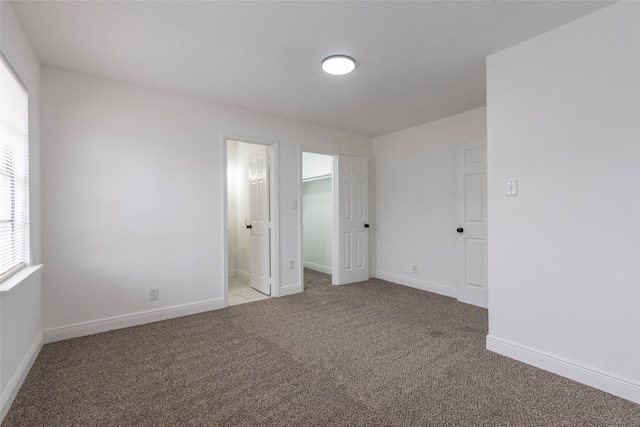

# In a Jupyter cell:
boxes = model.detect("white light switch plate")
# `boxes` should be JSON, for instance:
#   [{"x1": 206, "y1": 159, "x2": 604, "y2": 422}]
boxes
[{"x1": 506, "y1": 180, "x2": 518, "y2": 196}]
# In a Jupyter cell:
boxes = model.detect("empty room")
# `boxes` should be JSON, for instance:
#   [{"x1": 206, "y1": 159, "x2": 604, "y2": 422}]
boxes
[{"x1": 1, "y1": 1, "x2": 639, "y2": 425}]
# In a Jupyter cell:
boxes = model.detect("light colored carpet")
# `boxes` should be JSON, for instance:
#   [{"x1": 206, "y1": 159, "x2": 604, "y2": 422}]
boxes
[{"x1": 3, "y1": 271, "x2": 639, "y2": 426}]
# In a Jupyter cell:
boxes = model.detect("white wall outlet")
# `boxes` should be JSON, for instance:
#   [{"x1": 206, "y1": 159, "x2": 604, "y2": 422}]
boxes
[
  {"x1": 288, "y1": 259, "x2": 295, "y2": 270},
  {"x1": 149, "y1": 287, "x2": 159, "y2": 301},
  {"x1": 412, "y1": 265, "x2": 418, "y2": 274},
  {"x1": 506, "y1": 179, "x2": 518, "y2": 196}
]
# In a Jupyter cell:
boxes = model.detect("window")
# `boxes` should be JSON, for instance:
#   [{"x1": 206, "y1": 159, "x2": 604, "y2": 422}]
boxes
[{"x1": 0, "y1": 53, "x2": 29, "y2": 282}]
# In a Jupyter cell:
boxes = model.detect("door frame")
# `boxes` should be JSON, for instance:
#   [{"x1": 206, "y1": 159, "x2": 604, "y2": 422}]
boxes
[
  {"x1": 223, "y1": 133, "x2": 279, "y2": 307},
  {"x1": 298, "y1": 146, "x2": 337, "y2": 289}
]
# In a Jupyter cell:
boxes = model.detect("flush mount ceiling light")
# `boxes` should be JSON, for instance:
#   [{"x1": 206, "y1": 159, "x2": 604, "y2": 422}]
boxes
[{"x1": 321, "y1": 55, "x2": 356, "y2": 75}]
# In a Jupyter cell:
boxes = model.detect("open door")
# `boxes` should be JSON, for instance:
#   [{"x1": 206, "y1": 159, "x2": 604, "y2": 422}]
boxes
[
  {"x1": 248, "y1": 147, "x2": 271, "y2": 295},
  {"x1": 334, "y1": 155, "x2": 369, "y2": 285},
  {"x1": 456, "y1": 137, "x2": 488, "y2": 308}
]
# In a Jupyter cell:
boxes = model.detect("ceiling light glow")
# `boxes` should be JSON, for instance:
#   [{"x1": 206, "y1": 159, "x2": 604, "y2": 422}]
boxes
[{"x1": 322, "y1": 55, "x2": 356, "y2": 75}]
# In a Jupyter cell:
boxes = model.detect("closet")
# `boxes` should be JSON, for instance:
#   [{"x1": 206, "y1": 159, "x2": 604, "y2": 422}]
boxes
[{"x1": 302, "y1": 152, "x2": 333, "y2": 275}]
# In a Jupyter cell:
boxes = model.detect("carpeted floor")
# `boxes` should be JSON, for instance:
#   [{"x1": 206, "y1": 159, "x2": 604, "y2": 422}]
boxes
[{"x1": 3, "y1": 270, "x2": 640, "y2": 426}]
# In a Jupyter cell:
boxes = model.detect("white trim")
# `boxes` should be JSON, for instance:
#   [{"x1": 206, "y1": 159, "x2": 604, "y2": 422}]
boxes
[
  {"x1": 302, "y1": 174, "x2": 331, "y2": 183},
  {"x1": 374, "y1": 271, "x2": 457, "y2": 298},
  {"x1": 228, "y1": 269, "x2": 250, "y2": 284},
  {"x1": 486, "y1": 335, "x2": 640, "y2": 404},
  {"x1": 279, "y1": 283, "x2": 302, "y2": 297},
  {"x1": 44, "y1": 298, "x2": 225, "y2": 343},
  {"x1": 0, "y1": 331, "x2": 43, "y2": 423},
  {"x1": 222, "y1": 137, "x2": 229, "y2": 307},
  {"x1": 303, "y1": 261, "x2": 332, "y2": 275},
  {"x1": 234, "y1": 269, "x2": 250, "y2": 284},
  {"x1": 268, "y1": 143, "x2": 279, "y2": 297},
  {"x1": 0, "y1": 264, "x2": 43, "y2": 295}
]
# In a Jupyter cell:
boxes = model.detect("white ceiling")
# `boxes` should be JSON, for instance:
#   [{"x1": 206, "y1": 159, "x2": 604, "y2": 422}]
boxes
[{"x1": 11, "y1": 0, "x2": 613, "y2": 137}]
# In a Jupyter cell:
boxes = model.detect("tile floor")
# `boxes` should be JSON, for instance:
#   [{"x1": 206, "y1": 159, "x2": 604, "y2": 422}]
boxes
[{"x1": 228, "y1": 276, "x2": 270, "y2": 306}]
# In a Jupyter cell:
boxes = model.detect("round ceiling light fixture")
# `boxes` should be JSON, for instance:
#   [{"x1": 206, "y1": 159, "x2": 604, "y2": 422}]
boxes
[{"x1": 321, "y1": 55, "x2": 356, "y2": 75}]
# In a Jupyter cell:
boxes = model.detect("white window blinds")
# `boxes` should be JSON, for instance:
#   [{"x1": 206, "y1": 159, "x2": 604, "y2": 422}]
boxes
[{"x1": 0, "y1": 54, "x2": 30, "y2": 281}]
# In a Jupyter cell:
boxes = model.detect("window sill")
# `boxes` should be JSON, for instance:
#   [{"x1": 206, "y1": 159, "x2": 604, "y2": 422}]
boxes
[{"x1": 0, "y1": 264, "x2": 44, "y2": 295}]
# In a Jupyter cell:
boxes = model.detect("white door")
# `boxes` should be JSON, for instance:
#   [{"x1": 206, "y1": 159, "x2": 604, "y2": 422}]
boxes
[
  {"x1": 456, "y1": 138, "x2": 488, "y2": 308},
  {"x1": 248, "y1": 147, "x2": 271, "y2": 295},
  {"x1": 334, "y1": 155, "x2": 369, "y2": 285}
]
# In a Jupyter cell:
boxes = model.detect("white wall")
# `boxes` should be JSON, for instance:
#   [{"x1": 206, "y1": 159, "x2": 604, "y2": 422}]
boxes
[
  {"x1": 0, "y1": 1, "x2": 43, "y2": 421},
  {"x1": 41, "y1": 67, "x2": 372, "y2": 338},
  {"x1": 373, "y1": 108, "x2": 486, "y2": 296},
  {"x1": 302, "y1": 152, "x2": 332, "y2": 180},
  {"x1": 486, "y1": 2, "x2": 640, "y2": 402}
]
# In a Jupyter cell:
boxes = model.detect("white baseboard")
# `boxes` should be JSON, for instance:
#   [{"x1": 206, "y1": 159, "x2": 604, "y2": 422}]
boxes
[
  {"x1": 235, "y1": 269, "x2": 250, "y2": 284},
  {"x1": 486, "y1": 335, "x2": 640, "y2": 404},
  {"x1": 280, "y1": 283, "x2": 302, "y2": 297},
  {"x1": 44, "y1": 298, "x2": 225, "y2": 343},
  {"x1": 374, "y1": 271, "x2": 457, "y2": 299},
  {"x1": 303, "y1": 261, "x2": 331, "y2": 275},
  {"x1": 1, "y1": 331, "x2": 43, "y2": 423}
]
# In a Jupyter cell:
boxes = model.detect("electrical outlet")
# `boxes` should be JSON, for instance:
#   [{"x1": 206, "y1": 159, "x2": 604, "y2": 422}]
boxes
[
  {"x1": 412, "y1": 265, "x2": 418, "y2": 274},
  {"x1": 506, "y1": 179, "x2": 518, "y2": 196},
  {"x1": 288, "y1": 260, "x2": 295, "y2": 270},
  {"x1": 149, "y1": 287, "x2": 159, "y2": 301}
]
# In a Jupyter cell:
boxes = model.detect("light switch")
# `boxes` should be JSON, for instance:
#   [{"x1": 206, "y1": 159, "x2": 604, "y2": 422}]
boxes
[
  {"x1": 506, "y1": 180, "x2": 518, "y2": 196},
  {"x1": 292, "y1": 200, "x2": 298, "y2": 209}
]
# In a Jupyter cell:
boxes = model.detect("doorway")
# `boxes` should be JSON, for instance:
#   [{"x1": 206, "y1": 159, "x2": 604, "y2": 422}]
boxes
[
  {"x1": 301, "y1": 151, "x2": 334, "y2": 290},
  {"x1": 226, "y1": 138, "x2": 277, "y2": 306},
  {"x1": 299, "y1": 150, "x2": 371, "y2": 290}
]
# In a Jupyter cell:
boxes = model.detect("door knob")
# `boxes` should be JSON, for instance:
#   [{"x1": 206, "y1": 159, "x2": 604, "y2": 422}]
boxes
[
  {"x1": 364, "y1": 224, "x2": 370, "y2": 228},
  {"x1": 456, "y1": 227, "x2": 464, "y2": 233},
  {"x1": 246, "y1": 225, "x2": 252, "y2": 229}
]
